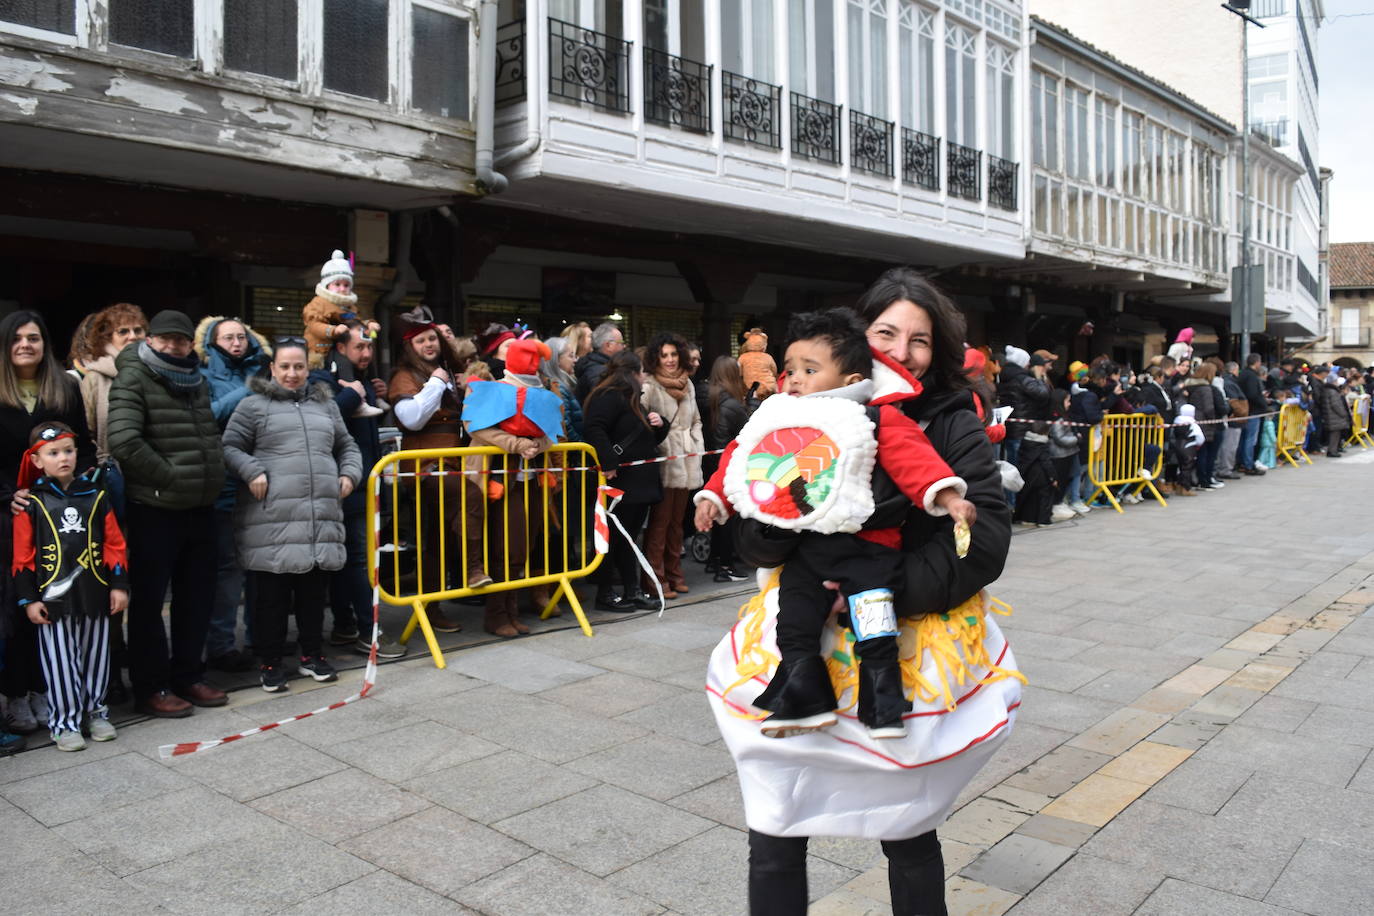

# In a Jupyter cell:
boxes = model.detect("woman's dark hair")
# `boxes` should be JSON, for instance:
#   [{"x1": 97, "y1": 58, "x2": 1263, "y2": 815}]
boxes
[
  {"x1": 853, "y1": 266, "x2": 969, "y2": 393},
  {"x1": 0, "y1": 310, "x2": 74, "y2": 413},
  {"x1": 585, "y1": 350, "x2": 648, "y2": 425},
  {"x1": 1052, "y1": 388, "x2": 1071, "y2": 418},
  {"x1": 785, "y1": 307, "x2": 872, "y2": 377},
  {"x1": 643, "y1": 332, "x2": 689, "y2": 376},
  {"x1": 707, "y1": 355, "x2": 746, "y2": 434}
]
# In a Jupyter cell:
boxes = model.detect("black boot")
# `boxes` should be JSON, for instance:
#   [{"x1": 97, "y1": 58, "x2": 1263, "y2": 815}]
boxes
[
  {"x1": 757, "y1": 656, "x2": 838, "y2": 739},
  {"x1": 857, "y1": 659, "x2": 913, "y2": 739}
]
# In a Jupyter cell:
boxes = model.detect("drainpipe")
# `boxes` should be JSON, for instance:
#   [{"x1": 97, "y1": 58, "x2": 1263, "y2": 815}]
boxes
[
  {"x1": 475, "y1": 0, "x2": 509, "y2": 193},
  {"x1": 495, "y1": 8, "x2": 542, "y2": 171}
]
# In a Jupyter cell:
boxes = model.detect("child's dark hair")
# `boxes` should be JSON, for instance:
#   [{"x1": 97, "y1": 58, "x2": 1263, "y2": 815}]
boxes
[
  {"x1": 785, "y1": 307, "x2": 872, "y2": 377},
  {"x1": 29, "y1": 420, "x2": 75, "y2": 447}
]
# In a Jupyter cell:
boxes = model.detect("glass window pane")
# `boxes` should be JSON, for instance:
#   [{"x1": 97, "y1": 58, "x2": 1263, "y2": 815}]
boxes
[
  {"x1": 412, "y1": 6, "x2": 469, "y2": 119},
  {"x1": 324, "y1": 0, "x2": 389, "y2": 101},
  {"x1": 109, "y1": 0, "x2": 193, "y2": 57},
  {"x1": 815, "y1": 0, "x2": 834, "y2": 102},
  {"x1": 848, "y1": 3, "x2": 863, "y2": 108},
  {"x1": 1, "y1": 0, "x2": 75, "y2": 34},
  {"x1": 645, "y1": 0, "x2": 669, "y2": 50},
  {"x1": 224, "y1": 0, "x2": 297, "y2": 80}
]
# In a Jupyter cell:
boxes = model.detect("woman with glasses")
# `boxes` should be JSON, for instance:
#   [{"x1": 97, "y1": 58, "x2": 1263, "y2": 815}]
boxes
[
  {"x1": 222, "y1": 337, "x2": 361, "y2": 693},
  {"x1": 194, "y1": 316, "x2": 272, "y2": 674}
]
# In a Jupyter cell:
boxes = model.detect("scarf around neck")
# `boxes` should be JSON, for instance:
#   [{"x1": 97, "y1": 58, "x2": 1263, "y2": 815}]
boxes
[
  {"x1": 138, "y1": 340, "x2": 204, "y2": 391},
  {"x1": 654, "y1": 371, "x2": 689, "y2": 401}
]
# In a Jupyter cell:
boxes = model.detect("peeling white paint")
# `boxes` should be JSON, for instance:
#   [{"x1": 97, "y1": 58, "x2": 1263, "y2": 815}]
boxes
[
  {"x1": 0, "y1": 55, "x2": 75, "y2": 94},
  {"x1": 0, "y1": 92, "x2": 39, "y2": 116},
  {"x1": 106, "y1": 74, "x2": 208, "y2": 115},
  {"x1": 217, "y1": 92, "x2": 299, "y2": 130}
]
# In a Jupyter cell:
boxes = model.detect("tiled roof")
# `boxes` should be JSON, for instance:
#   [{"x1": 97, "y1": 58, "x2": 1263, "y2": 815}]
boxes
[{"x1": 1331, "y1": 243, "x2": 1374, "y2": 289}]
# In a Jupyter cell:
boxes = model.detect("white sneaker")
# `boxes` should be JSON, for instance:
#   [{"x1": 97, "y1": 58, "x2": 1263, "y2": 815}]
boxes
[
  {"x1": 352, "y1": 403, "x2": 385, "y2": 418},
  {"x1": 88, "y1": 717, "x2": 117, "y2": 742},
  {"x1": 1123, "y1": 492, "x2": 1143, "y2": 505},
  {"x1": 1255, "y1": 461, "x2": 1270, "y2": 470},
  {"x1": 1051, "y1": 504, "x2": 1077, "y2": 522},
  {"x1": 1069, "y1": 501, "x2": 1091, "y2": 515},
  {"x1": 1138, "y1": 467, "x2": 1155, "y2": 480},
  {"x1": 53, "y1": 730, "x2": 86, "y2": 752}
]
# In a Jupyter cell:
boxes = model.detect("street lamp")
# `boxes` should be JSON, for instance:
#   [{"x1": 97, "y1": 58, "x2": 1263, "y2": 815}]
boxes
[{"x1": 1222, "y1": 1, "x2": 1266, "y2": 360}]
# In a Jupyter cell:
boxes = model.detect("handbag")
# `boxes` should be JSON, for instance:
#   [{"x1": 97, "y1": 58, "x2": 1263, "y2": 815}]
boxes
[{"x1": 1228, "y1": 397, "x2": 1250, "y2": 418}]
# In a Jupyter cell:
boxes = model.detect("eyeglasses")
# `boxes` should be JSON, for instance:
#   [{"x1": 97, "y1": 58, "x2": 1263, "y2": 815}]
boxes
[
  {"x1": 217, "y1": 334, "x2": 249, "y2": 343},
  {"x1": 275, "y1": 336, "x2": 307, "y2": 347}
]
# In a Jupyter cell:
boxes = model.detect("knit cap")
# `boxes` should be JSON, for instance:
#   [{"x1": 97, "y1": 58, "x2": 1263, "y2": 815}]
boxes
[
  {"x1": 1003, "y1": 345, "x2": 1030, "y2": 368},
  {"x1": 320, "y1": 250, "x2": 353, "y2": 287}
]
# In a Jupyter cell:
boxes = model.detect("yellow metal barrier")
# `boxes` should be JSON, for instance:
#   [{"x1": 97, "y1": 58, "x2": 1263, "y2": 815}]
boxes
[
  {"x1": 1085, "y1": 413, "x2": 1167, "y2": 513},
  {"x1": 1275, "y1": 405, "x2": 1313, "y2": 468},
  {"x1": 367, "y1": 443, "x2": 607, "y2": 668},
  {"x1": 1347, "y1": 394, "x2": 1373, "y2": 449}
]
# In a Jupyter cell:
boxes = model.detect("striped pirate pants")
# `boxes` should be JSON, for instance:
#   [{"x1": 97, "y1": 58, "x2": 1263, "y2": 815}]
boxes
[{"x1": 36, "y1": 614, "x2": 111, "y2": 735}]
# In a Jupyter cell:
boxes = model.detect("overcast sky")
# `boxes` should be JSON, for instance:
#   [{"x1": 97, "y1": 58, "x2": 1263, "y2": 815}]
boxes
[{"x1": 1319, "y1": 0, "x2": 1374, "y2": 243}]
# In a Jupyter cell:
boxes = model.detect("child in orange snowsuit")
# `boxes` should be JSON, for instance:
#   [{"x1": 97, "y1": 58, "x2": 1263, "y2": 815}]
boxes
[{"x1": 738, "y1": 328, "x2": 778, "y2": 402}]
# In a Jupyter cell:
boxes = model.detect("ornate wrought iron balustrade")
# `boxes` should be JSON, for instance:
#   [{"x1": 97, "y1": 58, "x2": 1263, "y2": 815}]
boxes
[
  {"x1": 901, "y1": 129, "x2": 940, "y2": 191},
  {"x1": 988, "y1": 156, "x2": 1018, "y2": 210},
  {"x1": 947, "y1": 142, "x2": 982, "y2": 201},
  {"x1": 548, "y1": 18, "x2": 631, "y2": 113},
  {"x1": 494, "y1": 20, "x2": 525, "y2": 106},
  {"x1": 723, "y1": 71, "x2": 781, "y2": 148},
  {"x1": 849, "y1": 110, "x2": 893, "y2": 178},
  {"x1": 643, "y1": 47, "x2": 711, "y2": 133},
  {"x1": 791, "y1": 92, "x2": 841, "y2": 165}
]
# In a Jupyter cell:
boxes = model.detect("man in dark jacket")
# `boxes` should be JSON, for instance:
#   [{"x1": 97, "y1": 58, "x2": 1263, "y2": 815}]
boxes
[
  {"x1": 573, "y1": 322, "x2": 624, "y2": 403},
  {"x1": 107, "y1": 310, "x2": 227, "y2": 717},
  {"x1": 1216, "y1": 361, "x2": 1246, "y2": 479},
  {"x1": 1237, "y1": 354, "x2": 1268, "y2": 475},
  {"x1": 316, "y1": 323, "x2": 407, "y2": 659}
]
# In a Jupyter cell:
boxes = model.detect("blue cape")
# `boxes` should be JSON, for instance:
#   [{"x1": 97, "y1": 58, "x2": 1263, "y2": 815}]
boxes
[{"x1": 462, "y1": 380, "x2": 565, "y2": 442}]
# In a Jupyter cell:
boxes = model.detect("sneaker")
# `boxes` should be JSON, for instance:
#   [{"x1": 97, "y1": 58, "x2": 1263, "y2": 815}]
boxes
[
  {"x1": 593, "y1": 592, "x2": 641, "y2": 613},
  {"x1": 0, "y1": 729, "x2": 23, "y2": 756},
  {"x1": 352, "y1": 402, "x2": 385, "y2": 418},
  {"x1": 298, "y1": 656, "x2": 338, "y2": 683},
  {"x1": 29, "y1": 692, "x2": 50, "y2": 725},
  {"x1": 1069, "y1": 501, "x2": 1091, "y2": 515},
  {"x1": 329, "y1": 625, "x2": 360, "y2": 646},
  {"x1": 353, "y1": 634, "x2": 408, "y2": 659},
  {"x1": 1051, "y1": 504, "x2": 1077, "y2": 522},
  {"x1": 467, "y1": 569, "x2": 494, "y2": 588},
  {"x1": 53, "y1": 729, "x2": 86, "y2": 752},
  {"x1": 1015, "y1": 520, "x2": 1041, "y2": 529},
  {"x1": 1122, "y1": 492, "x2": 1143, "y2": 505},
  {"x1": 87, "y1": 717, "x2": 117, "y2": 742},
  {"x1": 713, "y1": 566, "x2": 749, "y2": 582},
  {"x1": 260, "y1": 664, "x2": 289, "y2": 693},
  {"x1": 5, "y1": 693, "x2": 38, "y2": 734},
  {"x1": 857, "y1": 660, "x2": 913, "y2": 740},
  {"x1": 1138, "y1": 467, "x2": 1155, "y2": 480}
]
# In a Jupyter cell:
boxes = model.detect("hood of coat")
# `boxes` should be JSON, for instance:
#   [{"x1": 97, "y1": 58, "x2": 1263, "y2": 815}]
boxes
[
  {"x1": 740, "y1": 330, "x2": 768, "y2": 353},
  {"x1": 194, "y1": 315, "x2": 272, "y2": 370},
  {"x1": 247, "y1": 373, "x2": 334, "y2": 404},
  {"x1": 1181, "y1": 377, "x2": 1210, "y2": 388}
]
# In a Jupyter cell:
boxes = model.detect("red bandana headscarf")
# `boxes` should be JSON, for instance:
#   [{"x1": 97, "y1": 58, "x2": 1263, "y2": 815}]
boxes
[{"x1": 17, "y1": 426, "x2": 76, "y2": 491}]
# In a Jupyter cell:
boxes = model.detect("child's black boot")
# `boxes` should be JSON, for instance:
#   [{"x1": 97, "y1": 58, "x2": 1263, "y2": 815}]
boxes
[{"x1": 757, "y1": 655, "x2": 838, "y2": 739}]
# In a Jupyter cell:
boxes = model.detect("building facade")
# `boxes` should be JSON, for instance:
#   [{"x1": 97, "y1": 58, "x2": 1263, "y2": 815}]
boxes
[
  {"x1": 1304, "y1": 242, "x2": 1374, "y2": 368},
  {"x1": 0, "y1": 0, "x2": 481, "y2": 345},
  {"x1": 461, "y1": 0, "x2": 1028, "y2": 357}
]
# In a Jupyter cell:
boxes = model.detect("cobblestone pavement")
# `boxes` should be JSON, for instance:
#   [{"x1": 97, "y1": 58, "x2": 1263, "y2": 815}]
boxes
[{"x1": 2, "y1": 452, "x2": 1372, "y2": 915}]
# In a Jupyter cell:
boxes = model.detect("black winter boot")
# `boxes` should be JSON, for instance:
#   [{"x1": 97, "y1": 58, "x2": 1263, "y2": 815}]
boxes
[
  {"x1": 758, "y1": 656, "x2": 839, "y2": 739},
  {"x1": 857, "y1": 659, "x2": 913, "y2": 739}
]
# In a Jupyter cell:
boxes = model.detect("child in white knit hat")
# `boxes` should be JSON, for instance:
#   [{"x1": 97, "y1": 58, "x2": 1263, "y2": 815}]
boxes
[{"x1": 302, "y1": 249, "x2": 384, "y2": 418}]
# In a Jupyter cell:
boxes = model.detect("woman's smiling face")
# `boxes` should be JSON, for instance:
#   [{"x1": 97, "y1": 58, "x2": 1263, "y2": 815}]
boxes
[{"x1": 866, "y1": 300, "x2": 933, "y2": 378}]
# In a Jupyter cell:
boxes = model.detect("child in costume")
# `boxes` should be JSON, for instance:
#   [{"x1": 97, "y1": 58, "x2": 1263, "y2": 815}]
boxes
[
  {"x1": 302, "y1": 249, "x2": 384, "y2": 418},
  {"x1": 1170, "y1": 403, "x2": 1205, "y2": 493},
  {"x1": 737, "y1": 328, "x2": 778, "y2": 403},
  {"x1": 461, "y1": 339, "x2": 565, "y2": 638},
  {"x1": 694, "y1": 308, "x2": 976, "y2": 739},
  {"x1": 11, "y1": 422, "x2": 128, "y2": 751}
]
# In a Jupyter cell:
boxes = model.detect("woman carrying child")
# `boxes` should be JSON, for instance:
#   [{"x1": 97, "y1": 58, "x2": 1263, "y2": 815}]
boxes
[{"x1": 221, "y1": 338, "x2": 362, "y2": 693}]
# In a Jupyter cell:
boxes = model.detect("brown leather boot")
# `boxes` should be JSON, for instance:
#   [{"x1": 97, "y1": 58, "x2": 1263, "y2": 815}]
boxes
[
  {"x1": 483, "y1": 594, "x2": 518, "y2": 638},
  {"x1": 508, "y1": 593, "x2": 530, "y2": 634}
]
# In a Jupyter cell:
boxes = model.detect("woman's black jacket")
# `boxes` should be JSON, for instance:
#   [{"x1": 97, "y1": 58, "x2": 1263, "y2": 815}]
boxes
[{"x1": 583, "y1": 387, "x2": 671, "y2": 505}]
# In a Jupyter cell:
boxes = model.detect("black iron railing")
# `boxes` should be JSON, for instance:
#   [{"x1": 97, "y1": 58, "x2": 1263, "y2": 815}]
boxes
[
  {"x1": 849, "y1": 110, "x2": 894, "y2": 178},
  {"x1": 723, "y1": 71, "x2": 781, "y2": 148},
  {"x1": 643, "y1": 47, "x2": 711, "y2": 133},
  {"x1": 548, "y1": 18, "x2": 631, "y2": 113},
  {"x1": 495, "y1": 20, "x2": 525, "y2": 106},
  {"x1": 988, "y1": 156, "x2": 1018, "y2": 210},
  {"x1": 901, "y1": 129, "x2": 940, "y2": 191},
  {"x1": 947, "y1": 142, "x2": 981, "y2": 201},
  {"x1": 791, "y1": 92, "x2": 841, "y2": 165}
]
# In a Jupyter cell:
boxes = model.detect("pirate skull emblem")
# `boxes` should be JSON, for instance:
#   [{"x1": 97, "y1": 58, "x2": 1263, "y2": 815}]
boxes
[{"x1": 58, "y1": 507, "x2": 85, "y2": 535}]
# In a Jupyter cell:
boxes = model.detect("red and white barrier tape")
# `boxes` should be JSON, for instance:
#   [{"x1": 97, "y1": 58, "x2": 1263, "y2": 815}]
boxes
[
  {"x1": 157, "y1": 479, "x2": 386, "y2": 759},
  {"x1": 1003, "y1": 409, "x2": 1282, "y2": 429}
]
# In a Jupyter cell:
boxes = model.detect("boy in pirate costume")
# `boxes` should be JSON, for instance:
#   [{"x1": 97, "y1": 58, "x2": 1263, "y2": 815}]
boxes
[
  {"x1": 694, "y1": 308, "x2": 976, "y2": 739},
  {"x1": 12, "y1": 422, "x2": 129, "y2": 751}
]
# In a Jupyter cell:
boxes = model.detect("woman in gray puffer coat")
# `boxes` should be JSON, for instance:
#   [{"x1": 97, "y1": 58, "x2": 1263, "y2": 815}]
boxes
[{"x1": 221, "y1": 339, "x2": 362, "y2": 693}]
